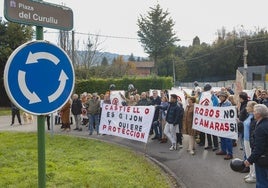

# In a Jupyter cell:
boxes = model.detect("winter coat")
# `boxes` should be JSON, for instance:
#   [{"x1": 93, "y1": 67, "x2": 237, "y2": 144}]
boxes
[
  {"x1": 165, "y1": 102, "x2": 181, "y2": 125},
  {"x1": 86, "y1": 98, "x2": 101, "y2": 115},
  {"x1": 239, "y1": 100, "x2": 249, "y2": 122},
  {"x1": 150, "y1": 96, "x2": 161, "y2": 121},
  {"x1": 71, "y1": 99, "x2": 82, "y2": 115},
  {"x1": 182, "y1": 103, "x2": 195, "y2": 136},
  {"x1": 136, "y1": 98, "x2": 151, "y2": 106},
  {"x1": 247, "y1": 117, "x2": 268, "y2": 166},
  {"x1": 249, "y1": 117, "x2": 256, "y2": 149},
  {"x1": 61, "y1": 100, "x2": 71, "y2": 124}
]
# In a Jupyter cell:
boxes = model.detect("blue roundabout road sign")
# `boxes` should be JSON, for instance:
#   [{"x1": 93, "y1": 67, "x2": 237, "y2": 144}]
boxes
[{"x1": 4, "y1": 41, "x2": 75, "y2": 115}]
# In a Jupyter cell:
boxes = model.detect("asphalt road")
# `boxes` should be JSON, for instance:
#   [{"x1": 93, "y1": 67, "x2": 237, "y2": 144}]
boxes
[{"x1": 0, "y1": 115, "x2": 256, "y2": 188}]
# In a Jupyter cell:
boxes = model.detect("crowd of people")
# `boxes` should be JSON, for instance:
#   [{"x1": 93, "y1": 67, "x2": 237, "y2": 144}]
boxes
[{"x1": 12, "y1": 82, "x2": 267, "y2": 187}]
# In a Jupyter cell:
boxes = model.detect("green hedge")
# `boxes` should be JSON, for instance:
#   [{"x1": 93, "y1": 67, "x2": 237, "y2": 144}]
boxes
[{"x1": 75, "y1": 76, "x2": 173, "y2": 95}]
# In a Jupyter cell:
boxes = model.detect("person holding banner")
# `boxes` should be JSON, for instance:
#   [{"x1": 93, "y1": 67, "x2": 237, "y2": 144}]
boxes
[
  {"x1": 159, "y1": 94, "x2": 182, "y2": 151},
  {"x1": 198, "y1": 83, "x2": 219, "y2": 151},
  {"x1": 215, "y1": 91, "x2": 234, "y2": 160},
  {"x1": 136, "y1": 92, "x2": 151, "y2": 106},
  {"x1": 159, "y1": 96, "x2": 169, "y2": 143},
  {"x1": 150, "y1": 90, "x2": 162, "y2": 140},
  {"x1": 136, "y1": 92, "x2": 152, "y2": 134},
  {"x1": 182, "y1": 96, "x2": 196, "y2": 155}
]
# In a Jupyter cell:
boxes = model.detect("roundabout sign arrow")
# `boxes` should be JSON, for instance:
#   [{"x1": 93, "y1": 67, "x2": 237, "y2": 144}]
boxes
[{"x1": 4, "y1": 41, "x2": 75, "y2": 115}]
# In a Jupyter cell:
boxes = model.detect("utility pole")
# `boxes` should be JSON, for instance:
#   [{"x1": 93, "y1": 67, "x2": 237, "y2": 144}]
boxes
[
  {"x1": 72, "y1": 30, "x2": 75, "y2": 67},
  {"x1": 172, "y1": 56, "x2": 176, "y2": 86},
  {"x1": 243, "y1": 38, "x2": 248, "y2": 89}
]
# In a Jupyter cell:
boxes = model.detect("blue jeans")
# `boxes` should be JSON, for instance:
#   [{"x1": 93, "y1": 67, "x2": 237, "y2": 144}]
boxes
[
  {"x1": 255, "y1": 164, "x2": 268, "y2": 188},
  {"x1": 88, "y1": 114, "x2": 100, "y2": 134},
  {"x1": 220, "y1": 137, "x2": 233, "y2": 155},
  {"x1": 152, "y1": 121, "x2": 161, "y2": 138}
]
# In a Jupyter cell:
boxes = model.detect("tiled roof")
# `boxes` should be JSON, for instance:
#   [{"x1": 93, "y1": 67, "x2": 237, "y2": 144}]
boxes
[{"x1": 133, "y1": 61, "x2": 154, "y2": 68}]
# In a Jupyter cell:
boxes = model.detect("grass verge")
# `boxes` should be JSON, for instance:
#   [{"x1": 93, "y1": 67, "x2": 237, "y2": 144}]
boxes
[
  {"x1": 0, "y1": 108, "x2": 11, "y2": 116},
  {"x1": 0, "y1": 132, "x2": 172, "y2": 188}
]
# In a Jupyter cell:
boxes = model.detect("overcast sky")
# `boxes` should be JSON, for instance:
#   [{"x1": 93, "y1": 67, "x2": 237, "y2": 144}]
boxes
[{"x1": 1, "y1": 0, "x2": 268, "y2": 57}]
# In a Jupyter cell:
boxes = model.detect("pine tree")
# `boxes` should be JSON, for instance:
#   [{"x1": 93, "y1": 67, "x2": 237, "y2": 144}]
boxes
[{"x1": 137, "y1": 4, "x2": 179, "y2": 74}]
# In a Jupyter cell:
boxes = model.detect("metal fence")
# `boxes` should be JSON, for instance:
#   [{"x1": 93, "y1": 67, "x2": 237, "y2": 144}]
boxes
[{"x1": 177, "y1": 80, "x2": 268, "y2": 90}]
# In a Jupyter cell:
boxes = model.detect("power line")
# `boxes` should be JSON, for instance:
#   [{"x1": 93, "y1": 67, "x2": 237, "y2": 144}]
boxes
[
  {"x1": 45, "y1": 31, "x2": 139, "y2": 40},
  {"x1": 76, "y1": 31, "x2": 139, "y2": 40},
  {"x1": 44, "y1": 30, "x2": 268, "y2": 61},
  {"x1": 180, "y1": 35, "x2": 268, "y2": 62},
  {"x1": 182, "y1": 43, "x2": 236, "y2": 62}
]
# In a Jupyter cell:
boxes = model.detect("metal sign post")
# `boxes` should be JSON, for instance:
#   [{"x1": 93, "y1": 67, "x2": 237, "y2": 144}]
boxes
[{"x1": 36, "y1": 25, "x2": 46, "y2": 188}]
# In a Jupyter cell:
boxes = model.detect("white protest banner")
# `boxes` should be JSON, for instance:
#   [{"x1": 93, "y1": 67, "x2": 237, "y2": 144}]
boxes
[
  {"x1": 110, "y1": 90, "x2": 125, "y2": 106},
  {"x1": 99, "y1": 104, "x2": 155, "y2": 143},
  {"x1": 192, "y1": 104, "x2": 238, "y2": 140}
]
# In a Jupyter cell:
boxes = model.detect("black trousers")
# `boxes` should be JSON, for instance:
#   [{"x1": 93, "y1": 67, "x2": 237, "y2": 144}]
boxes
[
  {"x1": 199, "y1": 133, "x2": 218, "y2": 148},
  {"x1": 207, "y1": 134, "x2": 218, "y2": 148},
  {"x1": 11, "y1": 110, "x2": 21, "y2": 124}
]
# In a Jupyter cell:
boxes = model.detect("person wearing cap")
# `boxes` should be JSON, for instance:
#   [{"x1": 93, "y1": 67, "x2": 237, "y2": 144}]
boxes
[
  {"x1": 215, "y1": 91, "x2": 234, "y2": 160},
  {"x1": 85, "y1": 92, "x2": 101, "y2": 135}
]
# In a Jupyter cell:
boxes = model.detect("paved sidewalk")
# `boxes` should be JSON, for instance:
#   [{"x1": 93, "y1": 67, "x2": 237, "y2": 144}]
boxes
[{"x1": 0, "y1": 115, "x2": 255, "y2": 188}]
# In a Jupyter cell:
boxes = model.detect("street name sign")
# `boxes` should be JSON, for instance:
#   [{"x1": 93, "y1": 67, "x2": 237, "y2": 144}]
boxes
[
  {"x1": 4, "y1": 0, "x2": 73, "y2": 30},
  {"x1": 4, "y1": 41, "x2": 75, "y2": 115}
]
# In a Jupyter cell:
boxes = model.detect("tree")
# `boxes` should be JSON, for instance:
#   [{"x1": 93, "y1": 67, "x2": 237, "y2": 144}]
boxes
[
  {"x1": 0, "y1": 21, "x2": 33, "y2": 106},
  {"x1": 192, "y1": 36, "x2": 200, "y2": 46},
  {"x1": 128, "y1": 53, "x2": 136, "y2": 61},
  {"x1": 101, "y1": 56, "x2": 109, "y2": 66},
  {"x1": 137, "y1": 4, "x2": 179, "y2": 74},
  {"x1": 80, "y1": 35, "x2": 102, "y2": 69}
]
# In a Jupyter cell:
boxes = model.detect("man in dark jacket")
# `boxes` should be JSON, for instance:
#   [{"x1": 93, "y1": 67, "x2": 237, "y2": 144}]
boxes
[
  {"x1": 10, "y1": 102, "x2": 22, "y2": 126},
  {"x1": 71, "y1": 94, "x2": 83, "y2": 131},
  {"x1": 238, "y1": 91, "x2": 250, "y2": 173},
  {"x1": 244, "y1": 104, "x2": 268, "y2": 188},
  {"x1": 136, "y1": 92, "x2": 151, "y2": 106},
  {"x1": 162, "y1": 94, "x2": 182, "y2": 151},
  {"x1": 150, "y1": 90, "x2": 162, "y2": 140}
]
